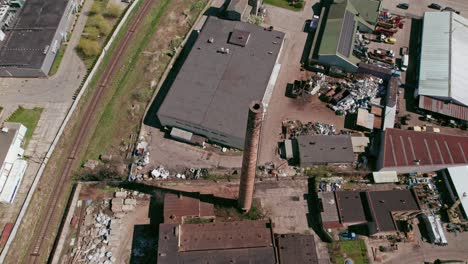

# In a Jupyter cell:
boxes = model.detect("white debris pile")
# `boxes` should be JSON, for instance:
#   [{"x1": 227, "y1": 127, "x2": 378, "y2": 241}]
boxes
[
  {"x1": 332, "y1": 76, "x2": 384, "y2": 114},
  {"x1": 72, "y1": 211, "x2": 118, "y2": 264},
  {"x1": 151, "y1": 166, "x2": 169, "y2": 179}
]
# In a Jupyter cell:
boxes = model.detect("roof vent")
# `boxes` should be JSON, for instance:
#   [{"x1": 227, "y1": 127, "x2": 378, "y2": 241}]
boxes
[{"x1": 208, "y1": 37, "x2": 214, "y2": 43}]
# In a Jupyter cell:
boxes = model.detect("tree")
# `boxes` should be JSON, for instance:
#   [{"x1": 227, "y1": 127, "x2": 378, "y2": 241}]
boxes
[
  {"x1": 105, "y1": 3, "x2": 121, "y2": 18},
  {"x1": 88, "y1": 15, "x2": 111, "y2": 35},
  {"x1": 84, "y1": 26, "x2": 100, "y2": 40},
  {"x1": 77, "y1": 39, "x2": 101, "y2": 57},
  {"x1": 294, "y1": 1, "x2": 304, "y2": 9},
  {"x1": 89, "y1": 2, "x2": 101, "y2": 15}
]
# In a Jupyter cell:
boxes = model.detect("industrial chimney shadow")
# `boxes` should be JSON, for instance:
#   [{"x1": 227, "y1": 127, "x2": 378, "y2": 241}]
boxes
[{"x1": 306, "y1": 177, "x2": 333, "y2": 242}]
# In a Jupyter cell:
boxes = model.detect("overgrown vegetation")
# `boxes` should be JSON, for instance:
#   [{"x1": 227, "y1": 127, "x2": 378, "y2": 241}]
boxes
[
  {"x1": 329, "y1": 240, "x2": 369, "y2": 264},
  {"x1": 6, "y1": 106, "x2": 44, "y2": 146},
  {"x1": 49, "y1": 44, "x2": 67, "y2": 76},
  {"x1": 82, "y1": 0, "x2": 208, "y2": 162},
  {"x1": 263, "y1": 0, "x2": 304, "y2": 11},
  {"x1": 214, "y1": 204, "x2": 266, "y2": 221},
  {"x1": 77, "y1": 0, "x2": 124, "y2": 68},
  {"x1": 247, "y1": 15, "x2": 264, "y2": 25},
  {"x1": 304, "y1": 165, "x2": 334, "y2": 178}
]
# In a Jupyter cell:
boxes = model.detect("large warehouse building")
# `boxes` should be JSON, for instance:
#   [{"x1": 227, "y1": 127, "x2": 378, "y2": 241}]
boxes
[
  {"x1": 377, "y1": 128, "x2": 468, "y2": 173},
  {"x1": 417, "y1": 12, "x2": 468, "y2": 121},
  {"x1": 309, "y1": 0, "x2": 381, "y2": 72},
  {"x1": 0, "y1": 0, "x2": 77, "y2": 77},
  {"x1": 157, "y1": 17, "x2": 284, "y2": 149}
]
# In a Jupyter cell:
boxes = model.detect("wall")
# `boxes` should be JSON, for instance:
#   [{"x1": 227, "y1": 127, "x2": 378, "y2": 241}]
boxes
[
  {"x1": 158, "y1": 114, "x2": 244, "y2": 149},
  {"x1": 319, "y1": 54, "x2": 358, "y2": 72}
]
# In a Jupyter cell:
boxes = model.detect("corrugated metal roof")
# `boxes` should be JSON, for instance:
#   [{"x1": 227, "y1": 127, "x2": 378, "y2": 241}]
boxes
[
  {"x1": 419, "y1": 12, "x2": 450, "y2": 99},
  {"x1": 418, "y1": 96, "x2": 468, "y2": 121},
  {"x1": 419, "y1": 12, "x2": 468, "y2": 106},
  {"x1": 380, "y1": 128, "x2": 468, "y2": 171},
  {"x1": 447, "y1": 166, "x2": 468, "y2": 218},
  {"x1": 450, "y1": 14, "x2": 468, "y2": 106}
]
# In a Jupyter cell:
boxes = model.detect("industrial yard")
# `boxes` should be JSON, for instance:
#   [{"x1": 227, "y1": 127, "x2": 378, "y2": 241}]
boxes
[{"x1": 1, "y1": 0, "x2": 468, "y2": 263}]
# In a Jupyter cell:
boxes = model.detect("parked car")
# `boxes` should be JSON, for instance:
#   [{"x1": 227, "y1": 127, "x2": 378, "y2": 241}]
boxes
[
  {"x1": 428, "y1": 3, "x2": 442, "y2": 10},
  {"x1": 442, "y1": 6, "x2": 460, "y2": 14},
  {"x1": 397, "y1": 3, "x2": 409, "y2": 10},
  {"x1": 384, "y1": 37, "x2": 397, "y2": 44}
]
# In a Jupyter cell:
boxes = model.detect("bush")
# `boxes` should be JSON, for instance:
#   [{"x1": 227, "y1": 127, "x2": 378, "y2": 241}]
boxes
[
  {"x1": 89, "y1": 2, "x2": 102, "y2": 15},
  {"x1": 105, "y1": 3, "x2": 121, "y2": 18},
  {"x1": 77, "y1": 39, "x2": 101, "y2": 57},
  {"x1": 98, "y1": 19, "x2": 112, "y2": 35},
  {"x1": 84, "y1": 26, "x2": 100, "y2": 40},
  {"x1": 294, "y1": 1, "x2": 304, "y2": 8}
]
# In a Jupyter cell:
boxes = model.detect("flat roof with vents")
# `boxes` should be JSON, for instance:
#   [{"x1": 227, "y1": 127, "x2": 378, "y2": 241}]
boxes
[
  {"x1": 297, "y1": 135, "x2": 355, "y2": 166},
  {"x1": 0, "y1": 0, "x2": 72, "y2": 75},
  {"x1": 156, "y1": 16, "x2": 284, "y2": 149}
]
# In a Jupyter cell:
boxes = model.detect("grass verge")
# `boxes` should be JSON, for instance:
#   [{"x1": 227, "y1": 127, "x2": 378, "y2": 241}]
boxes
[
  {"x1": 6, "y1": 106, "x2": 44, "y2": 146},
  {"x1": 81, "y1": 0, "x2": 208, "y2": 165},
  {"x1": 49, "y1": 44, "x2": 67, "y2": 76},
  {"x1": 264, "y1": 0, "x2": 304, "y2": 11},
  {"x1": 329, "y1": 240, "x2": 369, "y2": 264}
]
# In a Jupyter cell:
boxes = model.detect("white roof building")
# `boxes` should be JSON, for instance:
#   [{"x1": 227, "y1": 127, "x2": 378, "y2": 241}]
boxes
[
  {"x1": 372, "y1": 171, "x2": 398, "y2": 183},
  {"x1": 0, "y1": 123, "x2": 28, "y2": 204},
  {"x1": 446, "y1": 166, "x2": 468, "y2": 218},
  {"x1": 418, "y1": 12, "x2": 468, "y2": 107}
]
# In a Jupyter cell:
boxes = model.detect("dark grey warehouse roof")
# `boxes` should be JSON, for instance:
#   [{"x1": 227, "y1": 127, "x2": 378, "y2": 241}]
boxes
[
  {"x1": 157, "y1": 17, "x2": 284, "y2": 140},
  {"x1": 0, "y1": 0, "x2": 70, "y2": 68},
  {"x1": 297, "y1": 135, "x2": 355, "y2": 165}
]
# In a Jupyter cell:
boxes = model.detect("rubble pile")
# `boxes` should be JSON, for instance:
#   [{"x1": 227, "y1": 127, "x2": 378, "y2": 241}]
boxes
[
  {"x1": 72, "y1": 208, "x2": 118, "y2": 263},
  {"x1": 70, "y1": 191, "x2": 141, "y2": 263},
  {"x1": 282, "y1": 120, "x2": 336, "y2": 139},
  {"x1": 130, "y1": 165, "x2": 210, "y2": 181}
]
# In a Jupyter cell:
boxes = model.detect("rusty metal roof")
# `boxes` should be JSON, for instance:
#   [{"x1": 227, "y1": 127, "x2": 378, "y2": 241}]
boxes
[
  {"x1": 380, "y1": 128, "x2": 468, "y2": 171},
  {"x1": 276, "y1": 234, "x2": 319, "y2": 264},
  {"x1": 179, "y1": 220, "x2": 273, "y2": 251},
  {"x1": 163, "y1": 193, "x2": 214, "y2": 224},
  {"x1": 419, "y1": 95, "x2": 468, "y2": 121},
  {"x1": 157, "y1": 221, "x2": 276, "y2": 264}
]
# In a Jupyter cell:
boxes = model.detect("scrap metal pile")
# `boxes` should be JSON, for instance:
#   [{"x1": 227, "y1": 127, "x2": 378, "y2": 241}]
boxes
[
  {"x1": 328, "y1": 75, "x2": 384, "y2": 115},
  {"x1": 282, "y1": 120, "x2": 336, "y2": 139}
]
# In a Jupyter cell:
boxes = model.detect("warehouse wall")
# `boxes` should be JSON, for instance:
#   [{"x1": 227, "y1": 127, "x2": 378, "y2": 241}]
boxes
[
  {"x1": 158, "y1": 114, "x2": 244, "y2": 149},
  {"x1": 319, "y1": 54, "x2": 358, "y2": 73}
]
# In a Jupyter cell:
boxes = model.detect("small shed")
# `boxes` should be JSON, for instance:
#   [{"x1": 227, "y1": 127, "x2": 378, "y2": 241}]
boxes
[
  {"x1": 356, "y1": 108, "x2": 374, "y2": 130},
  {"x1": 351, "y1": 136, "x2": 369, "y2": 153},
  {"x1": 372, "y1": 171, "x2": 398, "y2": 183}
]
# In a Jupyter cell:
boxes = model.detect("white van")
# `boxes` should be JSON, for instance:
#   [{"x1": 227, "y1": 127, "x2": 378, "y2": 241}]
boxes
[{"x1": 401, "y1": 54, "x2": 409, "y2": 71}]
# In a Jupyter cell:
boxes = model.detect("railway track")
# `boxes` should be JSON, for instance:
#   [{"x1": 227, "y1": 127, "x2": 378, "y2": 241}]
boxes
[{"x1": 26, "y1": 0, "x2": 157, "y2": 262}]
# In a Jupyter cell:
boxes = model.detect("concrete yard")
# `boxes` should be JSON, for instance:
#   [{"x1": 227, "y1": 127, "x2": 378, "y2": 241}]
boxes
[
  {"x1": 254, "y1": 179, "x2": 331, "y2": 264},
  {"x1": 258, "y1": 0, "x2": 346, "y2": 165}
]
